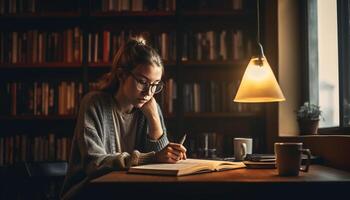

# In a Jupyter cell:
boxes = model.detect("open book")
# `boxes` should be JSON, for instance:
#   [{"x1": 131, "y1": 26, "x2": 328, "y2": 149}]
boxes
[{"x1": 128, "y1": 159, "x2": 246, "y2": 176}]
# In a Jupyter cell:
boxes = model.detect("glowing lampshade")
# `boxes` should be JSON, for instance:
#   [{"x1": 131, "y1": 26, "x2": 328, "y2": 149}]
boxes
[{"x1": 234, "y1": 56, "x2": 285, "y2": 103}]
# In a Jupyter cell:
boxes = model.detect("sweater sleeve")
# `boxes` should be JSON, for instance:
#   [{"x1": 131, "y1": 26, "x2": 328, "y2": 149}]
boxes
[
  {"x1": 61, "y1": 127, "x2": 155, "y2": 200},
  {"x1": 61, "y1": 92, "x2": 159, "y2": 199},
  {"x1": 80, "y1": 126, "x2": 156, "y2": 175},
  {"x1": 77, "y1": 95, "x2": 160, "y2": 177}
]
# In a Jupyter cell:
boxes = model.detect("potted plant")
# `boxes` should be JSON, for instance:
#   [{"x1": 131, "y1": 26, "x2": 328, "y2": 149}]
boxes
[{"x1": 296, "y1": 102, "x2": 322, "y2": 135}]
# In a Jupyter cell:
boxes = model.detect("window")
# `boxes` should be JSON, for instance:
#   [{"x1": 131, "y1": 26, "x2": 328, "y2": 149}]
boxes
[{"x1": 306, "y1": 0, "x2": 350, "y2": 130}]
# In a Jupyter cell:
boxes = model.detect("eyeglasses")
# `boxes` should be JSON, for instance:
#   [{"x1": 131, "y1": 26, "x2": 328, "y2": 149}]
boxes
[{"x1": 128, "y1": 72, "x2": 164, "y2": 94}]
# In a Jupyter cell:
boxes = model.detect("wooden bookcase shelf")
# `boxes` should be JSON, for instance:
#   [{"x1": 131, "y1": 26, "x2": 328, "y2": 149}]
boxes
[
  {"x1": 88, "y1": 61, "x2": 177, "y2": 68},
  {"x1": 181, "y1": 60, "x2": 247, "y2": 67},
  {"x1": 0, "y1": 0, "x2": 268, "y2": 166},
  {"x1": 183, "y1": 10, "x2": 248, "y2": 16},
  {"x1": 0, "y1": 13, "x2": 81, "y2": 22},
  {"x1": 184, "y1": 112, "x2": 263, "y2": 118},
  {"x1": 90, "y1": 11, "x2": 176, "y2": 17},
  {"x1": 0, "y1": 115, "x2": 76, "y2": 121},
  {"x1": 0, "y1": 63, "x2": 82, "y2": 69},
  {"x1": 0, "y1": 1, "x2": 280, "y2": 198}
]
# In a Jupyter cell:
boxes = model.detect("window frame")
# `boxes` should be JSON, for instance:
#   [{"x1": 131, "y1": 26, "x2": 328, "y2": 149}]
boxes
[{"x1": 303, "y1": 0, "x2": 350, "y2": 134}]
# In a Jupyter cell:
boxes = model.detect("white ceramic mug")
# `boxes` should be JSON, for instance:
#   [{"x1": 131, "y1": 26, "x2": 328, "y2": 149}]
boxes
[{"x1": 233, "y1": 138, "x2": 253, "y2": 161}]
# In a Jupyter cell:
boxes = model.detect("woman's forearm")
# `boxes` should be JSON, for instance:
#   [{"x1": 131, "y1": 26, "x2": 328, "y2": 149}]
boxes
[{"x1": 147, "y1": 113, "x2": 163, "y2": 140}]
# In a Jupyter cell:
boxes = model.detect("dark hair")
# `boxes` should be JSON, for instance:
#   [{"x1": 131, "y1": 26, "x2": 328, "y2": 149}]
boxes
[{"x1": 98, "y1": 37, "x2": 164, "y2": 93}]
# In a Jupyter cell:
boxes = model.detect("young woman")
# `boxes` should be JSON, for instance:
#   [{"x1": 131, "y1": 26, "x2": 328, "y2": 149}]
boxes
[{"x1": 61, "y1": 38, "x2": 187, "y2": 199}]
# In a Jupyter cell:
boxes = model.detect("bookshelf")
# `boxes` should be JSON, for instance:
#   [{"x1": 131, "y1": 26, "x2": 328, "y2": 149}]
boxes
[
  {"x1": 0, "y1": 0, "x2": 269, "y2": 168},
  {"x1": 0, "y1": 0, "x2": 277, "y2": 198}
]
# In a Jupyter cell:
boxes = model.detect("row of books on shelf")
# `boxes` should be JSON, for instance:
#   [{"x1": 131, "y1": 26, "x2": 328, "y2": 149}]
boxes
[
  {"x1": 87, "y1": 31, "x2": 176, "y2": 63},
  {"x1": 0, "y1": 0, "x2": 80, "y2": 15},
  {"x1": 157, "y1": 78, "x2": 176, "y2": 115},
  {"x1": 91, "y1": 0, "x2": 176, "y2": 12},
  {"x1": 0, "y1": 28, "x2": 83, "y2": 64},
  {"x1": 182, "y1": 29, "x2": 248, "y2": 61},
  {"x1": 87, "y1": 29, "x2": 247, "y2": 63},
  {"x1": 183, "y1": 0, "x2": 243, "y2": 11},
  {"x1": 183, "y1": 81, "x2": 262, "y2": 113},
  {"x1": 0, "y1": 133, "x2": 71, "y2": 166},
  {"x1": 0, "y1": 0, "x2": 174, "y2": 14},
  {"x1": 1, "y1": 81, "x2": 83, "y2": 116},
  {"x1": 91, "y1": 0, "x2": 244, "y2": 12},
  {"x1": 0, "y1": 80, "x2": 174, "y2": 117},
  {"x1": 0, "y1": 28, "x2": 247, "y2": 65},
  {"x1": 0, "y1": 0, "x2": 37, "y2": 14},
  {"x1": 1, "y1": 79, "x2": 261, "y2": 117},
  {"x1": 0, "y1": 0, "x2": 244, "y2": 15}
]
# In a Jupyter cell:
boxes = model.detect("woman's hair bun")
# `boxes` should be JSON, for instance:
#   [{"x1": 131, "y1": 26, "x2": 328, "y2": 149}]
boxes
[{"x1": 128, "y1": 36, "x2": 146, "y2": 46}]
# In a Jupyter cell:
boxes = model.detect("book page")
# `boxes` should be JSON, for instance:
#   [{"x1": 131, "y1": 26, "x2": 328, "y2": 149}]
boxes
[
  {"x1": 178, "y1": 159, "x2": 245, "y2": 171},
  {"x1": 130, "y1": 159, "x2": 244, "y2": 172},
  {"x1": 215, "y1": 162, "x2": 246, "y2": 171},
  {"x1": 131, "y1": 162, "x2": 200, "y2": 170},
  {"x1": 129, "y1": 159, "x2": 214, "y2": 176}
]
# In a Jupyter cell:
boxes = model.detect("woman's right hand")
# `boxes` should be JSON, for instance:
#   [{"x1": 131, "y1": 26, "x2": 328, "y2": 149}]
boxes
[{"x1": 155, "y1": 143, "x2": 187, "y2": 163}]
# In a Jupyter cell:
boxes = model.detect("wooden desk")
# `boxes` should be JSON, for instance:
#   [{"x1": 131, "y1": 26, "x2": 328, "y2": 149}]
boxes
[{"x1": 82, "y1": 165, "x2": 350, "y2": 199}]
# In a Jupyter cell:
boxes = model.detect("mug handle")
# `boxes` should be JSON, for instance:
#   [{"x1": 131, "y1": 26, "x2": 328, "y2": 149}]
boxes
[
  {"x1": 300, "y1": 148, "x2": 311, "y2": 172},
  {"x1": 240, "y1": 143, "x2": 247, "y2": 159}
]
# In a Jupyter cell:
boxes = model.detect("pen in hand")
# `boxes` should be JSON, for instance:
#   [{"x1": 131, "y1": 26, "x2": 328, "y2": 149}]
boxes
[
  {"x1": 178, "y1": 134, "x2": 187, "y2": 160},
  {"x1": 179, "y1": 134, "x2": 187, "y2": 145}
]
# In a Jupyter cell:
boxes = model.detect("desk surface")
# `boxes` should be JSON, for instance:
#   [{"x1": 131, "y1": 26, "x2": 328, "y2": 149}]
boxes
[
  {"x1": 92, "y1": 165, "x2": 350, "y2": 183},
  {"x1": 83, "y1": 165, "x2": 350, "y2": 199}
]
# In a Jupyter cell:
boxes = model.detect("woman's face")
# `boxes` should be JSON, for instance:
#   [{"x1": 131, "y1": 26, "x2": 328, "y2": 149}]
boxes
[{"x1": 121, "y1": 64, "x2": 163, "y2": 108}]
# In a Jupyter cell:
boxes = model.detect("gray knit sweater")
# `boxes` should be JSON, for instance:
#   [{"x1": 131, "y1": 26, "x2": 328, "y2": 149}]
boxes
[{"x1": 60, "y1": 91, "x2": 169, "y2": 199}]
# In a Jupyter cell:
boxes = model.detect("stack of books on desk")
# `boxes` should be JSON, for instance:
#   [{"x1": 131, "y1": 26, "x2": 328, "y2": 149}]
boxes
[
  {"x1": 242, "y1": 154, "x2": 322, "y2": 169},
  {"x1": 243, "y1": 154, "x2": 276, "y2": 169}
]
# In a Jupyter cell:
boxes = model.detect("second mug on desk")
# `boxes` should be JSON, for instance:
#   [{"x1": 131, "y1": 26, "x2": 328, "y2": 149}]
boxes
[
  {"x1": 274, "y1": 142, "x2": 312, "y2": 176},
  {"x1": 233, "y1": 138, "x2": 252, "y2": 161}
]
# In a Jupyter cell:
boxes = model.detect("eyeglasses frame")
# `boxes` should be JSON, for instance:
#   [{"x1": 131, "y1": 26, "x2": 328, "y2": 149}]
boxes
[{"x1": 127, "y1": 71, "x2": 164, "y2": 94}]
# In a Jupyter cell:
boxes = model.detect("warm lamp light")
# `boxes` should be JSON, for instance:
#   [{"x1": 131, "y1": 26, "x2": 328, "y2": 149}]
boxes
[
  {"x1": 234, "y1": 0, "x2": 285, "y2": 103},
  {"x1": 234, "y1": 56, "x2": 285, "y2": 102}
]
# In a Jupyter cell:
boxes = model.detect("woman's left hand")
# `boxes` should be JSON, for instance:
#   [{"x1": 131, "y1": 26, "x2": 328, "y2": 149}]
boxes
[{"x1": 140, "y1": 97, "x2": 159, "y2": 119}]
